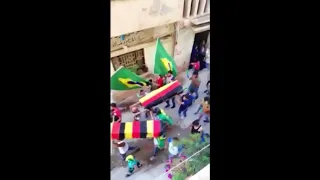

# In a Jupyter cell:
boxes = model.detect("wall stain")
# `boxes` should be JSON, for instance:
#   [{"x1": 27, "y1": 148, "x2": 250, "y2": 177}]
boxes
[{"x1": 148, "y1": 0, "x2": 172, "y2": 17}]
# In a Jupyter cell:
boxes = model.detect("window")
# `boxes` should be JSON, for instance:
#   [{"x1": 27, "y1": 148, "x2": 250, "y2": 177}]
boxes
[{"x1": 111, "y1": 49, "x2": 148, "y2": 75}]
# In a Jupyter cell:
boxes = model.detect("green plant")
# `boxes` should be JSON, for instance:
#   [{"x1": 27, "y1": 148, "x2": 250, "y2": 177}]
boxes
[{"x1": 171, "y1": 134, "x2": 210, "y2": 179}]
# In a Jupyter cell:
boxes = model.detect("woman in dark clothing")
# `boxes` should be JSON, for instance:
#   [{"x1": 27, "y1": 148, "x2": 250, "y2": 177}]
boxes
[
  {"x1": 198, "y1": 41, "x2": 207, "y2": 70},
  {"x1": 190, "y1": 120, "x2": 203, "y2": 134},
  {"x1": 189, "y1": 45, "x2": 199, "y2": 69}
]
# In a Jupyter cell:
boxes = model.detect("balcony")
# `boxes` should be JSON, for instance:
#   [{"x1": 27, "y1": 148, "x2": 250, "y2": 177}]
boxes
[{"x1": 183, "y1": 0, "x2": 210, "y2": 19}]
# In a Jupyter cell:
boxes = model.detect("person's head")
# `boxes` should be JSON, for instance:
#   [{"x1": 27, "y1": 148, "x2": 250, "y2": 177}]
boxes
[
  {"x1": 131, "y1": 106, "x2": 138, "y2": 113},
  {"x1": 111, "y1": 103, "x2": 117, "y2": 110},
  {"x1": 159, "y1": 75, "x2": 163, "y2": 79},
  {"x1": 153, "y1": 107, "x2": 161, "y2": 115},
  {"x1": 159, "y1": 133, "x2": 166, "y2": 140},
  {"x1": 192, "y1": 71, "x2": 198, "y2": 78},
  {"x1": 167, "y1": 70, "x2": 173, "y2": 76},
  {"x1": 125, "y1": 155, "x2": 135, "y2": 162},
  {"x1": 182, "y1": 95, "x2": 188, "y2": 100},
  {"x1": 140, "y1": 89, "x2": 144, "y2": 94},
  {"x1": 149, "y1": 79, "x2": 152, "y2": 83},
  {"x1": 192, "y1": 120, "x2": 200, "y2": 126},
  {"x1": 203, "y1": 96, "x2": 210, "y2": 103}
]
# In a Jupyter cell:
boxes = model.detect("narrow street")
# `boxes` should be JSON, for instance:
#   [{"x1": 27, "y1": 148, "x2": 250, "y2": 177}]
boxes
[{"x1": 111, "y1": 69, "x2": 210, "y2": 180}]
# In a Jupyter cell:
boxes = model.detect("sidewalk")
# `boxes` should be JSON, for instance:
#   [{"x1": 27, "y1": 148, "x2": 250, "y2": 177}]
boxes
[{"x1": 111, "y1": 162, "x2": 168, "y2": 180}]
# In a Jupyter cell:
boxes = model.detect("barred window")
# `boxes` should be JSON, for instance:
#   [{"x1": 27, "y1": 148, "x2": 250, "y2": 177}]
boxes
[{"x1": 111, "y1": 49, "x2": 148, "y2": 75}]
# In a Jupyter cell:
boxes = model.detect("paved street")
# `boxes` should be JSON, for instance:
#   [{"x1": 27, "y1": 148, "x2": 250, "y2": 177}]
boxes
[{"x1": 111, "y1": 69, "x2": 210, "y2": 180}]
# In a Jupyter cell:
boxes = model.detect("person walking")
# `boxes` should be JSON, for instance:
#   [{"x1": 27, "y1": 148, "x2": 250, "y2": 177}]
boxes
[
  {"x1": 188, "y1": 72, "x2": 201, "y2": 100},
  {"x1": 150, "y1": 134, "x2": 166, "y2": 161},
  {"x1": 190, "y1": 120, "x2": 203, "y2": 134},
  {"x1": 190, "y1": 58, "x2": 200, "y2": 74},
  {"x1": 125, "y1": 155, "x2": 143, "y2": 177},
  {"x1": 190, "y1": 45, "x2": 199, "y2": 69},
  {"x1": 164, "y1": 71, "x2": 176, "y2": 109},
  {"x1": 190, "y1": 120, "x2": 209, "y2": 142},
  {"x1": 153, "y1": 107, "x2": 173, "y2": 127},
  {"x1": 177, "y1": 94, "x2": 189, "y2": 120},
  {"x1": 111, "y1": 103, "x2": 122, "y2": 122},
  {"x1": 185, "y1": 92, "x2": 195, "y2": 107},
  {"x1": 167, "y1": 137, "x2": 181, "y2": 164},
  {"x1": 112, "y1": 139, "x2": 139, "y2": 162},
  {"x1": 194, "y1": 96, "x2": 210, "y2": 123},
  {"x1": 156, "y1": 75, "x2": 164, "y2": 89}
]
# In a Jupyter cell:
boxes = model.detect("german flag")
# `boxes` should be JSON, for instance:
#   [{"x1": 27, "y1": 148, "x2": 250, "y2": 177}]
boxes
[
  {"x1": 139, "y1": 80, "x2": 183, "y2": 109},
  {"x1": 111, "y1": 120, "x2": 165, "y2": 140}
]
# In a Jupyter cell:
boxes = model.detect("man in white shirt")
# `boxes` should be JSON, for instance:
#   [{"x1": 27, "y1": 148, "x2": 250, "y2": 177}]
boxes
[
  {"x1": 112, "y1": 139, "x2": 139, "y2": 161},
  {"x1": 167, "y1": 137, "x2": 182, "y2": 163}
]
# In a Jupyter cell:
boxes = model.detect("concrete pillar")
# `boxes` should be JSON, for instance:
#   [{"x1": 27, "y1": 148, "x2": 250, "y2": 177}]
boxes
[
  {"x1": 191, "y1": 0, "x2": 199, "y2": 17},
  {"x1": 206, "y1": 32, "x2": 210, "y2": 48},
  {"x1": 205, "y1": 0, "x2": 210, "y2": 13},
  {"x1": 184, "y1": 0, "x2": 193, "y2": 18},
  {"x1": 198, "y1": 0, "x2": 206, "y2": 15}
]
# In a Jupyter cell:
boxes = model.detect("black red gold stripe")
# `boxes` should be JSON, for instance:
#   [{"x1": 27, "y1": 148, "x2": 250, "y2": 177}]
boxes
[
  {"x1": 111, "y1": 120, "x2": 164, "y2": 140},
  {"x1": 139, "y1": 80, "x2": 183, "y2": 108}
]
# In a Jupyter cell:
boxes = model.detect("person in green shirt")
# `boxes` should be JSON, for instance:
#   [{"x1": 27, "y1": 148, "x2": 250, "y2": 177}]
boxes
[
  {"x1": 125, "y1": 155, "x2": 143, "y2": 177},
  {"x1": 150, "y1": 134, "x2": 166, "y2": 161},
  {"x1": 153, "y1": 107, "x2": 173, "y2": 126}
]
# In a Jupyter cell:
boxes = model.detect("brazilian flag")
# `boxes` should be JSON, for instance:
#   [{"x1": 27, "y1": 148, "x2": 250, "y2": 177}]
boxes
[
  {"x1": 154, "y1": 38, "x2": 178, "y2": 77},
  {"x1": 111, "y1": 66, "x2": 148, "y2": 91}
]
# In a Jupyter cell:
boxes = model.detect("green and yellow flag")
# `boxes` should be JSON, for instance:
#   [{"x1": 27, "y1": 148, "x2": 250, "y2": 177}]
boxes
[
  {"x1": 110, "y1": 66, "x2": 148, "y2": 91},
  {"x1": 154, "y1": 38, "x2": 177, "y2": 76}
]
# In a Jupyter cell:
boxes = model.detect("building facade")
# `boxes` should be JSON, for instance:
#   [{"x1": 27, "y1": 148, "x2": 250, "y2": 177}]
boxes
[
  {"x1": 174, "y1": 0, "x2": 210, "y2": 70},
  {"x1": 110, "y1": 0, "x2": 210, "y2": 76},
  {"x1": 110, "y1": 0, "x2": 184, "y2": 76},
  {"x1": 110, "y1": 0, "x2": 210, "y2": 103}
]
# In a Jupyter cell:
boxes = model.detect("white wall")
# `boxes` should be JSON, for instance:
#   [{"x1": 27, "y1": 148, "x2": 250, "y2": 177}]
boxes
[
  {"x1": 111, "y1": 0, "x2": 184, "y2": 37},
  {"x1": 174, "y1": 27, "x2": 195, "y2": 68},
  {"x1": 189, "y1": 164, "x2": 210, "y2": 180}
]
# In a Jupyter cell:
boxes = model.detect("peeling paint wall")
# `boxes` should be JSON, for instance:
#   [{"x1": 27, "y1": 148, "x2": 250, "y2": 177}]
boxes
[
  {"x1": 174, "y1": 27, "x2": 195, "y2": 68},
  {"x1": 111, "y1": 0, "x2": 184, "y2": 37}
]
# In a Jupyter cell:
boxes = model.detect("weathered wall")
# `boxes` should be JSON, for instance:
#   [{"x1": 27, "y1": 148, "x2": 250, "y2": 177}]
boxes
[
  {"x1": 111, "y1": 0, "x2": 184, "y2": 37},
  {"x1": 110, "y1": 24, "x2": 175, "y2": 52},
  {"x1": 110, "y1": 36, "x2": 174, "y2": 75},
  {"x1": 174, "y1": 27, "x2": 195, "y2": 69}
]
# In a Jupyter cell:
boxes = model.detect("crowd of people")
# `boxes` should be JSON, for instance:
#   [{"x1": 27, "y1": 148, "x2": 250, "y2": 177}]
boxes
[{"x1": 110, "y1": 62, "x2": 210, "y2": 178}]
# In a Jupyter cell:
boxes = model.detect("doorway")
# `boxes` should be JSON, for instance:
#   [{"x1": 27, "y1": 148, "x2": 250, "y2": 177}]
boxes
[{"x1": 189, "y1": 30, "x2": 210, "y2": 70}]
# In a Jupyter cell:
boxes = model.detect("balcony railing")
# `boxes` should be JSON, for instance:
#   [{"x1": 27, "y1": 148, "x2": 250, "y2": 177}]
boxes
[{"x1": 183, "y1": 0, "x2": 210, "y2": 19}]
